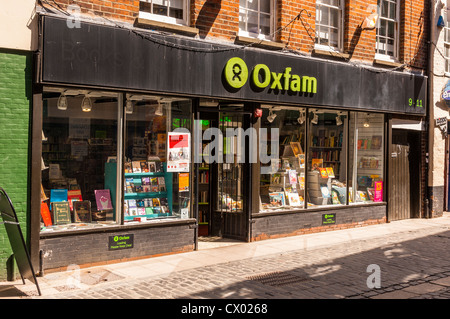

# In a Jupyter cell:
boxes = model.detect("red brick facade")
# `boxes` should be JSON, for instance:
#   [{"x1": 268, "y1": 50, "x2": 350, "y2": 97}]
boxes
[{"x1": 45, "y1": 0, "x2": 428, "y2": 71}]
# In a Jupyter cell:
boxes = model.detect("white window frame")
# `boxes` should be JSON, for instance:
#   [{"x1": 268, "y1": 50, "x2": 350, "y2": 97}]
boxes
[
  {"x1": 315, "y1": 0, "x2": 344, "y2": 52},
  {"x1": 239, "y1": 0, "x2": 276, "y2": 41},
  {"x1": 139, "y1": 0, "x2": 189, "y2": 26},
  {"x1": 375, "y1": 0, "x2": 400, "y2": 62},
  {"x1": 443, "y1": 8, "x2": 450, "y2": 75}
]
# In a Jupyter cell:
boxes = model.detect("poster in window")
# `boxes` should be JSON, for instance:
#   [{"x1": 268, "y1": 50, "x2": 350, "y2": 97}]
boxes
[
  {"x1": 167, "y1": 132, "x2": 190, "y2": 172},
  {"x1": 179, "y1": 173, "x2": 190, "y2": 192}
]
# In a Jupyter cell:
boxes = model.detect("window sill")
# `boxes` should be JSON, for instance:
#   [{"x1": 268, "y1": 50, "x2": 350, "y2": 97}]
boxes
[
  {"x1": 40, "y1": 218, "x2": 196, "y2": 238},
  {"x1": 253, "y1": 201, "x2": 386, "y2": 218},
  {"x1": 373, "y1": 58, "x2": 404, "y2": 68},
  {"x1": 234, "y1": 35, "x2": 285, "y2": 50},
  {"x1": 134, "y1": 18, "x2": 199, "y2": 37},
  {"x1": 312, "y1": 48, "x2": 350, "y2": 60}
]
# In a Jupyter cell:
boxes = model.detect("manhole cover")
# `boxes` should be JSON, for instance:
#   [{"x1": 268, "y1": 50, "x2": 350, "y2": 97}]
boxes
[
  {"x1": 80, "y1": 269, "x2": 125, "y2": 286},
  {"x1": 246, "y1": 271, "x2": 310, "y2": 287}
]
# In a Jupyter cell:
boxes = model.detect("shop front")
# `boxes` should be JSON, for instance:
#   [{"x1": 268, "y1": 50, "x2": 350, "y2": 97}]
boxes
[{"x1": 32, "y1": 14, "x2": 427, "y2": 273}]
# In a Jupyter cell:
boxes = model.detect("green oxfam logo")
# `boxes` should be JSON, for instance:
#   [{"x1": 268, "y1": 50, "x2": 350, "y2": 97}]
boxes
[
  {"x1": 224, "y1": 57, "x2": 249, "y2": 88},
  {"x1": 223, "y1": 57, "x2": 317, "y2": 94}
]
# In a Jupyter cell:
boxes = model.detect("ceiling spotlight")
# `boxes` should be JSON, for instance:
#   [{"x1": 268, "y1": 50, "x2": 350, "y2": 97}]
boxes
[
  {"x1": 297, "y1": 110, "x2": 306, "y2": 124},
  {"x1": 125, "y1": 100, "x2": 134, "y2": 114},
  {"x1": 363, "y1": 114, "x2": 370, "y2": 127},
  {"x1": 57, "y1": 93, "x2": 67, "y2": 110},
  {"x1": 155, "y1": 101, "x2": 164, "y2": 116},
  {"x1": 81, "y1": 96, "x2": 92, "y2": 112},
  {"x1": 267, "y1": 109, "x2": 277, "y2": 123},
  {"x1": 311, "y1": 111, "x2": 319, "y2": 125},
  {"x1": 336, "y1": 111, "x2": 343, "y2": 126}
]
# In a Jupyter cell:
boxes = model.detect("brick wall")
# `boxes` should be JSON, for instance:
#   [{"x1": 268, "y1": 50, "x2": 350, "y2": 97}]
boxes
[
  {"x1": 46, "y1": 1, "x2": 428, "y2": 71},
  {"x1": 0, "y1": 50, "x2": 32, "y2": 280},
  {"x1": 251, "y1": 205, "x2": 387, "y2": 241}
]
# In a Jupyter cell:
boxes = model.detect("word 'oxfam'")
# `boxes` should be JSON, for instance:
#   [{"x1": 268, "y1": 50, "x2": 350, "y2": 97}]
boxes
[{"x1": 224, "y1": 57, "x2": 317, "y2": 94}]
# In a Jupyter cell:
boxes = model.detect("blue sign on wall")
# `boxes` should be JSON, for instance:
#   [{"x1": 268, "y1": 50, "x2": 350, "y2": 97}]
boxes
[{"x1": 442, "y1": 80, "x2": 450, "y2": 107}]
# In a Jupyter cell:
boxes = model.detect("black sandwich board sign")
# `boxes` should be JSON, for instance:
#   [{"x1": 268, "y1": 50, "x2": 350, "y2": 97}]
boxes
[{"x1": 0, "y1": 187, "x2": 41, "y2": 296}]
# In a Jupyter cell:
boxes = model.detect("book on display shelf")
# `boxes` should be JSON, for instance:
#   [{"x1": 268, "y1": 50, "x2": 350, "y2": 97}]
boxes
[
  {"x1": 73, "y1": 200, "x2": 92, "y2": 223},
  {"x1": 94, "y1": 189, "x2": 113, "y2": 211}
]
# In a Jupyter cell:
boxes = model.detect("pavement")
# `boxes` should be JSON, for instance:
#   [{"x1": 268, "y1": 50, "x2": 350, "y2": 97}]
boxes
[{"x1": 1, "y1": 212, "x2": 450, "y2": 303}]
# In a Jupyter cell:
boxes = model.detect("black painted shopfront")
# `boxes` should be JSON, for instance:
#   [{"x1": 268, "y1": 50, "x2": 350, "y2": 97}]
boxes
[{"x1": 31, "y1": 14, "x2": 427, "y2": 272}]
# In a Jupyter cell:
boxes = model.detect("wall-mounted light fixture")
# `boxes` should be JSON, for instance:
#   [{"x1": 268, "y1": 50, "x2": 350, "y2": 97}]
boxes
[{"x1": 361, "y1": 5, "x2": 379, "y2": 30}]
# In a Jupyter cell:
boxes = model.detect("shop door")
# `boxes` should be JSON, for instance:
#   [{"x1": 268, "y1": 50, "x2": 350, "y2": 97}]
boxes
[
  {"x1": 388, "y1": 129, "x2": 422, "y2": 221},
  {"x1": 216, "y1": 112, "x2": 251, "y2": 241},
  {"x1": 196, "y1": 110, "x2": 251, "y2": 241},
  {"x1": 388, "y1": 143, "x2": 411, "y2": 221}
]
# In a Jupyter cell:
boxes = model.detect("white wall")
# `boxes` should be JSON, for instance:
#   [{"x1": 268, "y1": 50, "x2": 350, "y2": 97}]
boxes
[
  {"x1": 0, "y1": 0, "x2": 37, "y2": 51},
  {"x1": 430, "y1": 0, "x2": 449, "y2": 187}
]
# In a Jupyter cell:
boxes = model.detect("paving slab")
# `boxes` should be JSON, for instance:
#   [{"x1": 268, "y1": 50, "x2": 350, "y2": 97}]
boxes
[
  {"x1": 403, "y1": 283, "x2": 446, "y2": 294},
  {"x1": 431, "y1": 276, "x2": 450, "y2": 287},
  {"x1": 371, "y1": 290, "x2": 418, "y2": 299}
]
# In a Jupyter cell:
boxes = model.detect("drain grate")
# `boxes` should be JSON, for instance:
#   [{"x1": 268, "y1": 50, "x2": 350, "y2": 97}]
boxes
[
  {"x1": 246, "y1": 271, "x2": 310, "y2": 287},
  {"x1": 80, "y1": 269, "x2": 125, "y2": 286}
]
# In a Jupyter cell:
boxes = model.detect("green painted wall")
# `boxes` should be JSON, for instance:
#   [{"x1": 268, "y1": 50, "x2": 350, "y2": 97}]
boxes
[{"x1": 0, "y1": 49, "x2": 32, "y2": 281}]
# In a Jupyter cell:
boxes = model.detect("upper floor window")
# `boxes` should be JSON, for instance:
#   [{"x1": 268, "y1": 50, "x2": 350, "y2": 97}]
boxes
[
  {"x1": 239, "y1": 0, "x2": 274, "y2": 40},
  {"x1": 375, "y1": 0, "x2": 399, "y2": 60},
  {"x1": 315, "y1": 0, "x2": 344, "y2": 51},
  {"x1": 444, "y1": 8, "x2": 450, "y2": 74},
  {"x1": 139, "y1": 0, "x2": 188, "y2": 25}
]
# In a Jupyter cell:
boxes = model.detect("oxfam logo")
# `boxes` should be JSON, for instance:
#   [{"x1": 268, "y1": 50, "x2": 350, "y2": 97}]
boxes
[
  {"x1": 224, "y1": 57, "x2": 249, "y2": 88},
  {"x1": 223, "y1": 57, "x2": 318, "y2": 94}
]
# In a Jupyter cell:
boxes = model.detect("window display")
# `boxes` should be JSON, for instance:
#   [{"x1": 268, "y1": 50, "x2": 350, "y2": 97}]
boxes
[
  {"x1": 258, "y1": 107, "x2": 384, "y2": 213},
  {"x1": 260, "y1": 107, "x2": 306, "y2": 211},
  {"x1": 307, "y1": 109, "x2": 348, "y2": 207},
  {"x1": 349, "y1": 112, "x2": 384, "y2": 203},
  {"x1": 41, "y1": 88, "x2": 120, "y2": 232},
  {"x1": 40, "y1": 89, "x2": 193, "y2": 231},
  {"x1": 124, "y1": 95, "x2": 192, "y2": 222}
]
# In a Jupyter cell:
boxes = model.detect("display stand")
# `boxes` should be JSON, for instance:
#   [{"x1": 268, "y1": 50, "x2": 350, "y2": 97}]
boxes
[{"x1": 105, "y1": 162, "x2": 173, "y2": 221}]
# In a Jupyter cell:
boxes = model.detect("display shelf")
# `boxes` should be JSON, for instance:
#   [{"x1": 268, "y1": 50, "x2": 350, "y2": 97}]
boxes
[{"x1": 124, "y1": 191, "x2": 168, "y2": 199}]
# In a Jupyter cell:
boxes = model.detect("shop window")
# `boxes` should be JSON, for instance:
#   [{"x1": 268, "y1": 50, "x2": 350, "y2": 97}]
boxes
[
  {"x1": 348, "y1": 112, "x2": 385, "y2": 204},
  {"x1": 375, "y1": 0, "x2": 399, "y2": 60},
  {"x1": 307, "y1": 109, "x2": 348, "y2": 207},
  {"x1": 124, "y1": 95, "x2": 192, "y2": 222},
  {"x1": 315, "y1": 0, "x2": 344, "y2": 51},
  {"x1": 41, "y1": 89, "x2": 120, "y2": 231},
  {"x1": 139, "y1": 0, "x2": 188, "y2": 25},
  {"x1": 260, "y1": 107, "x2": 306, "y2": 211},
  {"x1": 239, "y1": 0, "x2": 275, "y2": 40}
]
